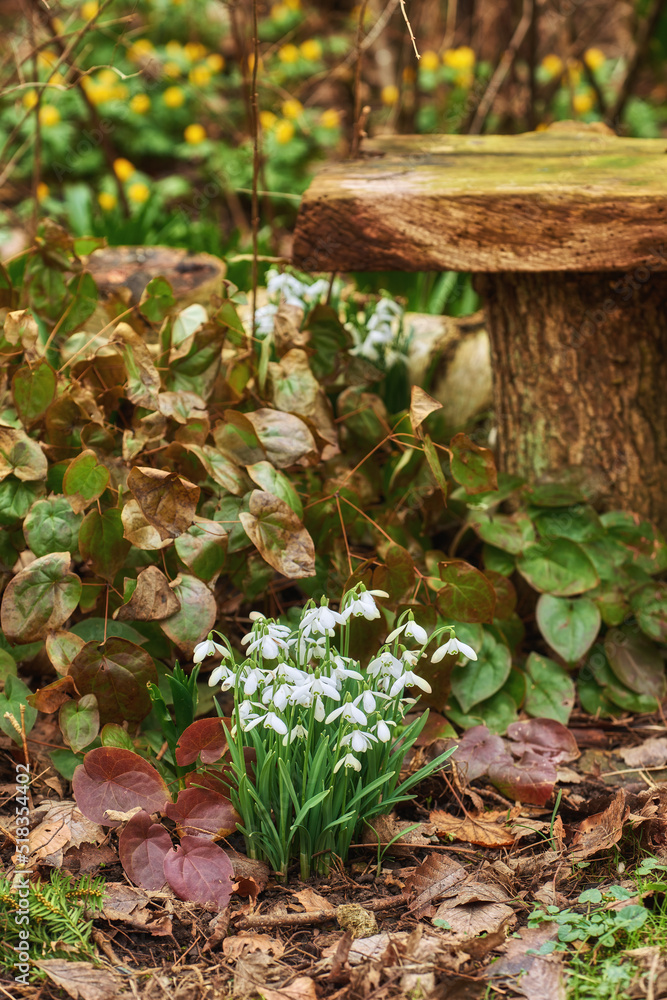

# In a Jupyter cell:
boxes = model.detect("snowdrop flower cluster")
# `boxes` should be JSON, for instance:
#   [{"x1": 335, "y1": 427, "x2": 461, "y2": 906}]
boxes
[
  {"x1": 348, "y1": 296, "x2": 407, "y2": 365},
  {"x1": 253, "y1": 269, "x2": 340, "y2": 336},
  {"x1": 193, "y1": 586, "x2": 472, "y2": 879}
]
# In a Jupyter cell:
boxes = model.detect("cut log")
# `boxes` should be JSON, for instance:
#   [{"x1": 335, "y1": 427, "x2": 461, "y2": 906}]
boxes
[
  {"x1": 292, "y1": 124, "x2": 667, "y2": 528},
  {"x1": 83, "y1": 245, "x2": 226, "y2": 332}
]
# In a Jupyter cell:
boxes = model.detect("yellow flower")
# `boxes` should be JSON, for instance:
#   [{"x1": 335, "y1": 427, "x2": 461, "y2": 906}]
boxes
[
  {"x1": 22, "y1": 89, "x2": 38, "y2": 110},
  {"x1": 164, "y1": 61, "x2": 182, "y2": 78},
  {"x1": 573, "y1": 91, "x2": 594, "y2": 114},
  {"x1": 52, "y1": 17, "x2": 65, "y2": 34},
  {"x1": 86, "y1": 84, "x2": 115, "y2": 104},
  {"x1": 584, "y1": 48, "x2": 605, "y2": 71},
  {"x1": 567, "y1": 59, "x2": 582, "y2": 85},
  {"x1": 128, "y1": 38, "x2": 154, "y2": 61},
  {"x1": 81, "y1": 0, "x2": 98, "y2": 19},
  {"x1": 163, "y1": 86, "x2": 185, "y2": 108},
  {"x1": 189, "y1": 65, "x2": 211, "y2": 87},
  {"x1": 207, "y1": 53, "x2": 224, "y2": 72},
  {"x1": 113, "y1": 157, "x2": 135, "y2": 181},
  {"x1": 319, "y1": 108, "x2": 340, "y2": 129},
  {"x1": 36, "y1": 182, "x2": 49, "y2": 201},
  {"x1": 165, "y1": 41, "x2": 182, "y2": 57},
  {"x1": 271, "y1": 3, "x2": 289, "y2": 19},
  {"x1": 275, "y1": 119, "x2": 295, "y2": 144},
  {"x1": 130, "y1": 93, "x2": 151, "y2": 113},
  {"x1": 184, "y1": 123, "x2": 207, "y2": 144},
  {"x1": 184, "y1": 42, "x2": 207, "y2": 62},
  {"x1": 443, "y1": 46, "x2": 475, "y2": 70},
  {"x1": 279, "y1": 44, "x2": 299, "y2": 64},
  {"x1": 97, "y1": 69, "x2": 118, "y2": 86},
  {"x1": 454, "y1": 71, "x2": 473, "y2": 89},
  {"x1": 259, "y1": 110, "x2": 277, "y2": 129},
  {"x1": 300, "y1": 39, "x2": 322, "y2": 61},
  {"x1": 381, "y1": 84, "x2": 399, "y2": 106},
  {"x1": 112, "y1": 84, "x2": 128, "y2": 100},
  {"x1": 540, "y1": 54, "x2": 563, "y2": 78},
  {"x1": 247, "y1": 54, "x2": 263, "y2": 73},
  {"x1": 98, "y1": 191, "x2": 117, "y2": 211},
  {"x1": 39, "y1": 105, "x2": 60, "y2": 126},
  {"x1": 282, "y1": 98, "x2": 303, "y2": 120},
  {"x1": 285, "y1": 0, "x2": 300, "y2": 8},
  {"x1": 128, "y1": 182, "x2": 150, "y2": 204},
  {"x1": 38, "y1": 50, "x2": 58, "y2": 69},
  {"x1": 420, "y1": 50, "x2": 439, "y2": 71}
]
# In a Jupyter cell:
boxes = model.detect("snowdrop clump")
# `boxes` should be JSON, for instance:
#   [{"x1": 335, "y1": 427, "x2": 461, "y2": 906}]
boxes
[
  {"x1": 194, "y1": 585, "x2": 474, "y2": 879},
  {"x1": 253, "y1": 269, "x2": 338, "y2": 336}
]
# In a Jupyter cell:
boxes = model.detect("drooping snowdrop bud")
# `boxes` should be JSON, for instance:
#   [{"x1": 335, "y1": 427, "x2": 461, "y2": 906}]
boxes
[{"x1": 194, "y1": 636, "x2": 230, "y2": 663}]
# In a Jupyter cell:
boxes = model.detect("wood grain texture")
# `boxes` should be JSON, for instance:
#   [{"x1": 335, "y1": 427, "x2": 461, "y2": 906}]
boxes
[
  {"x1": 292, "y1": 129, "x2": 667, "y2": 273},
  {"x1": 478, "y1": 270, "x2": 667, "y2": 527}
]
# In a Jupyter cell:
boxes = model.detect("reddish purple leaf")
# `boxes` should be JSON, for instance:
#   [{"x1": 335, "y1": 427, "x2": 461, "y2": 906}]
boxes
[
  {"x1": 506, "y1": 718, "x2": 579, "y2": 764},
  {"x1": 451, "y1": 724, "x2": 507, "y2": 782},
  {"x1": 68, "y1": 637, "x2": 157, "y2": 726},
  {"x1": 488, "y1": 750, "x2": 557, "y2": 807},
  {"x1": 164, "y1": 787, "x2": 240, "y2": 840},
  {"x1": 185, "y1": 767, "x2": 233, "y2": 796},
  {"x1": 163, "y1": 835, "x2": 234, "y2": 907},
  {"x1": 72, "y1": 747, "x2": 170, "y2": 827},
  {"x1": 175, "y1": 717, "x2": 229, "y2": 766},
  {"x1": 118, "y1": 809, "x2": 172, "y2": 889}
]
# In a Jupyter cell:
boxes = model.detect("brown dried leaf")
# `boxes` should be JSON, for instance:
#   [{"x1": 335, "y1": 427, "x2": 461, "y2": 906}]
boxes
[
  {"x1": 109, "y1": 321, "x2": 161, "y2": 408},
  {"x1": 569, "y1": 788, "x2": 629, "y2": 860},
  {"x1": 403, "y1": 853, "x2": 466, "y2": 918},
  {"x1": 223, "y1": 933, "x2": 285, "y2": 960},
  {"x1": 239, "y1": 490, "x2": 316, "y2": 578},
  {"x1": 127, "y1": 466, "x2": 199, "y2": 540},
  {"x1": 35, "y1": 960, "x2": 121, "y2": 1000},
  {"x1": 410, "y1": 385, "x2": 442, "y2": 432},
  {"x1": 269, "y1": 348, "x2": 339, "y2": 452},
  {"x1": 121, "y1": 498, "x2": 173, "y2": 550},
  {"x1": 113, "y1": 565, "x2": 181, "y2": 621},
  {"x1": 620, "y1": 737, "x2": 667, "y2": 769},
  {"x1": 35, "y1": 800, "x2": 104, "y2": 850},
  {"x1": 435, "y1": 899, "x2": 515, "y2": 943},
  {"x1": 430, "y1": 810, "x2": 515, "y2": 848},
  {"x1": 363, "y1": 814, "x2": 433, "y2": 854},
  {"x1": 487, "y1": 924, "x2": 565, "y2": 1000},
  {"x1": 28, "y1": 674, "x2": 79, "y2": 713}
]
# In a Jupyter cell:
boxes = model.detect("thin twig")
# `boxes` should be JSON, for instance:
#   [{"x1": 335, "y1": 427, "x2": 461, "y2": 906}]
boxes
[
  {"x1": 469, "y1": 0, "x2": 533, "y2": 134},
  {"x1": 250, "y1": 0, "x2": 260, "y2": 348},
  {"x1": 399, "y1": 0, "x2": 420, "y2": 59},
  {"x1": 351, "y1": 0, "x2": 369, "y2": 159}
]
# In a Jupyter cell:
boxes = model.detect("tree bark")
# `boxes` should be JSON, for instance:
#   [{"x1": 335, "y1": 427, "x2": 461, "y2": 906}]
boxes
[{"x1": 477, "y1": 270, "x2": 667, "y2": 528}]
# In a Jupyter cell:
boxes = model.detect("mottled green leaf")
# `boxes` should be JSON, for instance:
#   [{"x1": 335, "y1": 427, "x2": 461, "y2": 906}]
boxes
[
  {"x1": 12, "y1": 360, "x2": 57, "y2": 426},
  {"x1": 535, "y1": 594, "x2": 600, "y2": 663},
  {"x1": 524, "y1": 652, "x2": 575, "y2": 724},
  {"x1": 23, "y1": 497, "x2": 82, "y2": 556}
]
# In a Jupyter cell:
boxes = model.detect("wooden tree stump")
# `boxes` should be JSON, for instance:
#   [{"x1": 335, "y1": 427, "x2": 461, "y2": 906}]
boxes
[
  {"x1": 292, "y1": 124, "x2": 667, "y2": 527},
  {"x1": 84, "y1": 245, "x2": 226, "y2": 332}
]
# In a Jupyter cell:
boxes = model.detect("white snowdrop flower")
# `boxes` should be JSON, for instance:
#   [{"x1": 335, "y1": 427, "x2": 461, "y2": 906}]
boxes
[
  {"x1": 244, "y1": 709, "x2": 288, "y2": 736},
  {"x1": 300, "y1": 605, "x2": 345, "y2": 638},
  {"x1": 314, "y1": 695, "x2": 326, "y2": 722},
  {"x1": 283, "y1": 724, "x2": 308, "y2": 746},
  {"x1": 249, "y1": 611, "x2": 266, "y2": 622},
  {"x1": 293, "y1": 675, "x2": 340, "y2": 704},
  {"x1": 208, "y1": 664, "x2": 236, "y2": 690},
  {"x1": 254, "y1": 304, "x2": 278, "y2": 336},
  {"x1": 243, "y1": 633, "x2": 286, "y2": 660},
  {"x1": 367, "y1": 651, "x2": 403, "y2": 680},
  {"x1": 326, "y1": 702, "x2": 367, "y2": 726},
  {"x1": 389, "y1": 670, "x2": 432, "y2": 698},
  {"x1": 330, "y1": 656, "x2": 364, "y2": 683},
  {"x1": 334, "y1": 753, "x2": 362, "y2": 773},
  {"x1": 373, "y1": 720, "x2": 396, "y2": 742},
  {"x1": 386, "y1": 620, "x2": 428, "y2": 645},
  {"x1": 361, "y1": 690, "x2": 377, "y2": 713},
  {"x1": 431, "y1": 636, "x2": 478, "y2": 663},
  {"x1": 342, "y1": 589, "x2": 387, "y2": 621},
  {"x1": 402, "y1": 649, "x2": 421, "y2": 668},
  {"x1": 241, "y1": 667, "x2": 265, "y2": 696},
  {"x1": 194, "y1": 637, "x2": 229, "y2": 663},
  {"x1": 340, "y1": 730, "x2": 378, "y2": 753}
]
